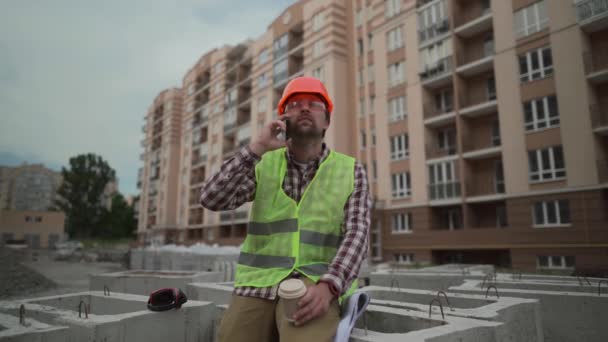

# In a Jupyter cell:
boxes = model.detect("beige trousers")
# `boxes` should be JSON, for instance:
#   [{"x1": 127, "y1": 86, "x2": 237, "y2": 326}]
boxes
[{"x1": 217, "y1": 278, "x2": 340, "y2": 342}]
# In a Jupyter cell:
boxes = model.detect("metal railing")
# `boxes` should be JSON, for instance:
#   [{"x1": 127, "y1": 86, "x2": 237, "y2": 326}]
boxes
[
  {"x1": 420, "y1": 57, "x2": 453, "y2": 81},
  {"x1": 576, "y1": 0, "x2": 608, "y2": 23},
  {"x1": 429, "y1": 182, "x2": 461, "y2": 200},
  {"x1": 583, "y1": 50, "x2": 608, "y2": 75},
  {"x1": 590, "y1": 103, "x2": 608, "y2": 128}
]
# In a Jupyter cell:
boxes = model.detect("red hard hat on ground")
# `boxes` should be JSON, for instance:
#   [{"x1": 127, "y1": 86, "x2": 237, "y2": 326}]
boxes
[{"x1": 277, "y1": 76, "x2": 334, "y2": 115}]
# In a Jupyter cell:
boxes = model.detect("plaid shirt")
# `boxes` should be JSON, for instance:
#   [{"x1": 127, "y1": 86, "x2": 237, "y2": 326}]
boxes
[{"x1": 199, "y1": 143, "x2": 370, "y2": 300}]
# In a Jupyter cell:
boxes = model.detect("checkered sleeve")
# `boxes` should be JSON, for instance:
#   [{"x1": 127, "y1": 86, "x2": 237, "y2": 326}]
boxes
[
  {"x1": 320, "y1": 161, "x2": 371, "y2": 295},
  {"x1": 199, "y1": 146, "x2": 261, "y2": 211}
]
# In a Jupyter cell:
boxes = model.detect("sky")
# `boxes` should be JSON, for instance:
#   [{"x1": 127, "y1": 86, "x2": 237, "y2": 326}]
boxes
[{"x1": 0, "y1": 0, "x2": 295, "y2": 196}]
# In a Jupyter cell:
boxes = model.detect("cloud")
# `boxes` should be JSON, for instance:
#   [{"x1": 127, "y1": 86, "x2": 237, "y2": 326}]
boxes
[{"x1": 0, "y1": 0, "x2": 295, "y2": 195}]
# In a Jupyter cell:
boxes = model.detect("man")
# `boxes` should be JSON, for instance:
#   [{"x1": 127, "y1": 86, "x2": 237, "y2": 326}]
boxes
[{"x1": 200, "y1": 76, "x2": 370, "y2": 342}]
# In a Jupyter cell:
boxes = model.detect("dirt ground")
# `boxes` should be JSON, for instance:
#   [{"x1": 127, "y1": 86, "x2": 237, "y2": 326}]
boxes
[{"x1": 1, "y1": 247, "x2": 125, "y2": 300}]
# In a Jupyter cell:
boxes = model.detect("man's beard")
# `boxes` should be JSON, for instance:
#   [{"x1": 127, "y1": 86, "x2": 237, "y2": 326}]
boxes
[{"x1": 291, "y1": 121, "x2": 323, "y2": 140}]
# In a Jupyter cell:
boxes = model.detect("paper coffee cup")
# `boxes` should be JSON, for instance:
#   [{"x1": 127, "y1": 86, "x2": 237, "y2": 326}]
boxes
[{"x1": 278, "y1": 279, "x2": 307, "y2": 322}]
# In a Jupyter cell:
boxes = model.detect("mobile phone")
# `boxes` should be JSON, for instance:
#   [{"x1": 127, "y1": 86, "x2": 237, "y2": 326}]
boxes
[{"x1": 280, "y1": 117, "x2": 291, "y2": 141}]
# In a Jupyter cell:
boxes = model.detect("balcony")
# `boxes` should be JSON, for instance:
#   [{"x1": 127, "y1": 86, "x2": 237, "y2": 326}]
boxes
[
  {"x1": 423, "y1": 104, "x2": 456, "y2": 127},
  {"x1": 418, "y1": 19, "x2": 450, "y2": 45},
  {"x1": 427, "y1": 143, "x2": 457, "y2": 160},
  {"x1": 429, "y1": 182, "x2": 462, "y2": 204},
  {"x1": 590, "y1": 101, "x2": 608, "y2": 134},
  {"x1": 468, "y1": 201, "x2": 508, "y2": 228},
  {"x1": 188, "y1": 208, "x2": 204, "y2": 226},
  {"x1": 465, "y1": 178, "x2": 505, "y2": 200},
  {"x1": 583, "y1": 50, "x2": 608, "y2": 84},
  {"x1": 454, "y1": 10, "x2": 492, "y2": 38},
  {"x1": 420, "y1": 57, "x2": 453, "y2": 89},
  {"x1": 576, "y1": 0, "x2": 608, "y2": 32},
  {"x1": 456, "y1": 50, "x2": 494, "y2": 78}
]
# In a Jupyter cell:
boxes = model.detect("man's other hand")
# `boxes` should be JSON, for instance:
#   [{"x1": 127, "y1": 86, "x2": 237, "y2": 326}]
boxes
[{"x1": 292, "y1": 282, "x2": 334, "y2": 326}]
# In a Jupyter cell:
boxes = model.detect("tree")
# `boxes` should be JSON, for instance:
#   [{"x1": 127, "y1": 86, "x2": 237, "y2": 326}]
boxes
[
  {"x1": 54, "y1": 153, "x2": 116, "y2": 239},
  {"x1": 100, "y1": 193, "x2": 137, "y2": 239}
]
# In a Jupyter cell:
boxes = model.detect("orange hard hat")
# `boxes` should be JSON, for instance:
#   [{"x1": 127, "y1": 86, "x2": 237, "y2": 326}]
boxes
[{"x1": 277, "y1": 76, "x2": 334, "y2": 115}]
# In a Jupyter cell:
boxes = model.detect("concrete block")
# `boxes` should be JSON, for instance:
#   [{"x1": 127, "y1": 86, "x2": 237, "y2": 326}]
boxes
[
  {"x1": 0, "y1": 312, "x2": 68, "y2": 342},
  {"x1": 450, "y1": 279, "x2": 608, "y2": 342},
  {"x1": 90, "y1": 270, "x2": 224, "y2": 297},
  {"x1": 361, "y1": 286, "x2": 543, "y2": 342},
  {"x1": 0, "y1": 291, "x2": 216, "y2": 342}
]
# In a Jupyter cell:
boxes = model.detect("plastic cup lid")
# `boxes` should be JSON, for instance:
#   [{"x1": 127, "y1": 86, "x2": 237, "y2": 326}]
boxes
[{"x1": 278, "y1": 279, "x2": 307, "y2": 299}]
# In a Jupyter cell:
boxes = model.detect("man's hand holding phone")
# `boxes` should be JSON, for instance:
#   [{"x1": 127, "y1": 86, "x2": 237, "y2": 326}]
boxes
[{"x1": 249, "y1": 117, "x2": 292, "y2": 157}]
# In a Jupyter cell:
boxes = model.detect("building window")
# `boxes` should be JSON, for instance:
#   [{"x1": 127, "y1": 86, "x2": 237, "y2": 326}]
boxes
[
  {"x1": 356, "y1": 9, "x2": 363, "y2": 27},
  {"x1": 389, "y1": 96, "x2": 407, "y2": 122},
  {"x1": 524, "y1": 96, "x2": 559, "y2": 131},
  {"x1": 258, "y1": 48, "x2": 269, "y2": 65},
  {"x1": 417, "y1": 0, "x2": 449, "y2": 43},
  {"x1": 312, "y1": 66, "x2": 325, "y2": 83},
  {"x1": 419, "y1": 38, "x2": 452, "y2": 75},
  {"x1": 392, "y1": 212, "x2": 412, "y2": 233},
  {"x1": 369, "y1": 95, "x2": 376, "y2": 114},
  {"x1": 370, "y1": 220, "x2": 382, "y2": 260},
  {"x1": 357, "y1": 70, "x2": 364, "y2": 85},
  {"x1": 486, "y1": 77, "x2": 496, "y2": 101},
  {"x1": 528, "y1": 146, "x2": 566, "y2": 182},
  {"x1": 387, "y1": 26, "x2": 404, "y2": 51},
  {"x1": 514, "y1": 0, "x2": 548, "y2": 39},
  {"x1": 437, "y1": 128, "x2": 456, "y2": 154},
  {"x1": 359, "y1": 98, "x2": 365, "y2": 117},
  {"x1": 496, "y1": 204, "x2": 508, "y2": 228},
  {"x1": 391, "y1": 172, "x2": 411, "y2": 198},
  {"x1": 214, "y1": 83, "x2": 222, "y2": 95},
  {"x1": 533, "y1": 200, "x2": 571, "y2": 227},
  {"x1": 394, "y1": 253, "x2": 415, "y2": 264},
  {"x1": 214, "y1": 62, "x2": 223, "y2": 75},
  {"x1": 368, "y1": 33, "x2": 374, "y2": 51},
  {"x1": 313, "y1": 40, "x2": 323, "y2": 58},
  {"x1": 537, "y1": 255, "x2": 575, "y2": 270},
  {"x1": 360, "y1": 129, "x2": 367, "y2": 149},
  {"x1": 372, "y1": 160, "x2": 378, "y2": 181},
  {"x1": 519, "y1": 47, "x2": 553, "y2": 82},
  {"x1": 188, "y1": 84, "x2": 195, "y2": 95},
  {"x1": 371, "y1": 128, "x2": 377, "y2": 146},
  {"x1": 368, "y1": 64, "x2": 375, "y2": 83},
  {"x1": 388, "y1": 61, "x2": 406, "y2": 87},
  {"x1": 428, "y1": 161, "x2": 459, "y2": 200},
  {"x1": 273, "y1": 59, "x2": 289, "y2": 84},
  {"x1": 385, "y1": 0, "x2": 401, "y2": 18},
  {"x1": 312, "y1": 12, "x2": 324, "y2": 32},
  {"x1": 357, "y1": 39, "x2": 364, "y2": 56},
  {"x1": 257, "y1": 96, "x2": 267, "y2": 112},
  {"x1": 390, "y1": 134, "x2": 409, "y2": 160},
  {"x1": 434, "y1": 89, "x2": 453, "y2": 112},
  {"x1": 273, "y1": 33, "x2": 289, "y2": 59}
]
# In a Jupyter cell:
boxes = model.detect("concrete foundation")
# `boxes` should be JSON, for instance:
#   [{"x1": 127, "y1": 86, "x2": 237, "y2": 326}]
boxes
[
  {"x1": 0, "y1": 312, "x2": 67, "y2": 342},
  {"x1": 350, "y1": 304, "x2": 502, "y2": 342},
  {"x1": 0, "y1": 291, "x2": 216, "y2": 342},
  {"x1": 361, "y1": 286, "x2": 543, "y2": 341},
  {"x1": 90, "y1": 270, "x2": 224, "y2": 297},
  {"x1": 450, "y1": 279, "x2": 608, "y2": 342}
]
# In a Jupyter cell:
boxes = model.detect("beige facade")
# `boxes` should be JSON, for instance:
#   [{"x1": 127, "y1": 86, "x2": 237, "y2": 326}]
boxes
[
  {"x1": 137, "y1": 88, "x2": 184, "y2": 244},
  {"x1": 0, "y1": 210, "x2": 65, "y2": 248},
  {"x1": 137, "y1": 0, "x2": 608, "y2": 273}
]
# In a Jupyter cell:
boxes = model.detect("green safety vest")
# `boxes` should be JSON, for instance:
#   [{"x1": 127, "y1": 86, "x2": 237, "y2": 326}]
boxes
[{"x1": 235, "y1": 147, "x2": 359, "y2": 301}]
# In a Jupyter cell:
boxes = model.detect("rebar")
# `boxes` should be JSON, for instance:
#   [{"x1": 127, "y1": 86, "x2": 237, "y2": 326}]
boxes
[
  {"x1": 78, "y1": 300, "x2": 89, "y2": 319},
  {"x1": 390, "y1": 278, "x2": 400, "y2": 292},
  {"x1": 485, "y1": 285, "x2": 499, "y2": 299},
  {"x1": 599, "y1": 280, "x2": 608, "y2": 296},
  {"x1": 428, "y1": 298, "x2": 445, "y2": 320},
  {"x1": 19, "y1": 304, "x2": 25, "y2": 326},
  {"x1": 436, "y1": 291, "x2": 454, "y2": 311},
  {"x1": 103, "y1": 285, "x2": 110, "y2": 296}
]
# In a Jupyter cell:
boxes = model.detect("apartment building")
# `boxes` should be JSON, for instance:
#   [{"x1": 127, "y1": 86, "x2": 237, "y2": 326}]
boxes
[
  {"x1": 0, "y1": 164, "x2": 62, "y2": 211},
  {"x1": 137, "y1": 0, "x2": 608, "y2": 273},
  {"x1": 137, "y1": 88, "x2": 184, "y2": 245}
]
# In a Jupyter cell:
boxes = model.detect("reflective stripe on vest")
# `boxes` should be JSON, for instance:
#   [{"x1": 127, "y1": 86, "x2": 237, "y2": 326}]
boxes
[
  {"x1": 300, "y1": 230, "x2": 342, "y2": 248},
  {"x1": 247, "y1": 219, "x2": 298, "y2": 235},
  {"x1": 297, "y1": 263, "x2": 329, "y2": 276},
  {"x1": 238, "y1": 252, "x2": 295, "y2": 269}
]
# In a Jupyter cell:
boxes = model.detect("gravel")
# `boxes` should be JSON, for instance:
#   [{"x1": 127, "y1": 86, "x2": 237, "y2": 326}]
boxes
[{"x1": 0, "y1": 247, "x2": 57, "y2": 299}]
